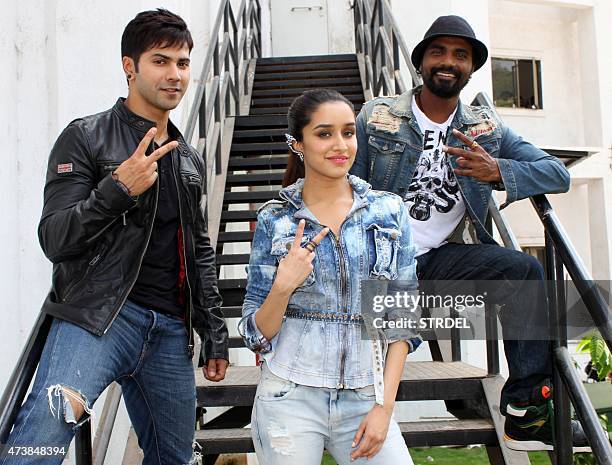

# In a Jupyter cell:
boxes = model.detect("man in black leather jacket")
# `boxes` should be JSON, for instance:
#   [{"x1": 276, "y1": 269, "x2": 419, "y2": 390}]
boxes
[{"x1": 2, "y1": 10, "x2": 228, "y2": 465}]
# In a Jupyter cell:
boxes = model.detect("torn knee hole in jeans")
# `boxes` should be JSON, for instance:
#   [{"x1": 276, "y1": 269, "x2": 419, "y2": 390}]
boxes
[
  {"x1": 46, "y1": 384, "x2": 93, "y2": 427},
  {"x1": 267, "y1": 421, "x2": 294, "y2": 456}
]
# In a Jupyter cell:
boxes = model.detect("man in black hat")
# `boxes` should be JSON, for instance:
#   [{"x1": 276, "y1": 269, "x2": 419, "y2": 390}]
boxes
[{"x1": 351, "y1": 15, "x2": 588, "y2": 450}]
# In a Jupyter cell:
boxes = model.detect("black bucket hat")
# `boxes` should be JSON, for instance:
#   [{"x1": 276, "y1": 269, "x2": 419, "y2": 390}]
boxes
[{"x1": 411, "y1": 15, "x2": 488, "y2": 71}]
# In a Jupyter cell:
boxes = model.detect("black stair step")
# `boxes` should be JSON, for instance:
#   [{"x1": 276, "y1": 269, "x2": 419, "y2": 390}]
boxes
[
  {"x1": 255, "y1": 62, "x2": 358, "y2": 73},
  {"x1": 228, "y1": 156, "x2": 288, "y2": 170},
  {"x1": 252, "y1": 76, "x2": 362, "y2": 90},
  {"x1": 218, "y1": 278, "x2": 248, "y2": 290},
  {"x1": 257, "y1": 54, "x2": 356, "y2": 66},
  {"x1": 225, "y1": 173, "x2": 284, "y2": 187},
  {"x1": 221, "y1": 306, "x2": 242, "y2": 318},
  {"x1": 250, "y1": 105, "x2": 362, "y2": 115},
  {"x1": 235, "y1": 115, "x2": 287, "y2": 127},
  {"x1": 223, "y1": 190, "x2": 279, "y2": 204},
  {"x1": 233, "y1": 128, "x2": 288, "y2": 138},
  {"x1": 196, "y1": 362, "x2": 487, "y2": 407},
  {"x1": 220, "y1": 211, "x2": 258, "y2": 222},
  {"x1": 217, "y1": 231, "x2": 254, "y2": 243},
  {"x1": 229, "y1": 337, "x2": 246, "y2": 349},
  {"x1": 230, "y1": 142, "x2": 287, "y2": 153},
  {"x1": 195, "y1": 419, "x2": 496, "y2": 454},
  {"x1": 216, "y1": 253, "x2": 251, "y2": 265},
  {"x1": 217, "y1": 279, "x2": 248, "y2": 306},
  {"x1": 251, "y1": 85, "x2": 363, "y2": 98},
  {"x1": 249, "y1": 107, "x2": 293, "y2": 115},
  {"x1": 251, "y1": 94, "x2": 363, "y2": 107},
  {"x1": 254, "y1": 69, "x2": 360, "y2": 81}
]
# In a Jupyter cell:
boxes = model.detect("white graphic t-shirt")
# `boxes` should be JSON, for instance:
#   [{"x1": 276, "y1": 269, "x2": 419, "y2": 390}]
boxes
[{"x1": 406, "y1": 96, "x2": 465, "y2": 256}]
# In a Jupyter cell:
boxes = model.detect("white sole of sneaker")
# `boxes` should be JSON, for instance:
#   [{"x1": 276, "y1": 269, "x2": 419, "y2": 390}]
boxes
[{"x1": 504, "y1": 437, "x2": 591, "y2": 453}]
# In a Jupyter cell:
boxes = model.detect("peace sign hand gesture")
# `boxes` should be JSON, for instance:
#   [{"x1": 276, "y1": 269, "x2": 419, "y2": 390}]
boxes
[
  {"x1": 444, "y1": 128, "x2": 502, "y2": 183},
  {"x1": 273, "y1": 220, "x2": 329, "y2": 296},
  {"x1": 113, "y1": 127, "x2": 178, "y2": 196}
]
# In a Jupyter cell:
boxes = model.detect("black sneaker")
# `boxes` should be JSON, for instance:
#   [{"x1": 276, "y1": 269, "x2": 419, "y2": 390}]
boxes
[{"x1": 503, "y1": 380, "x2": 591, "y2": 452}]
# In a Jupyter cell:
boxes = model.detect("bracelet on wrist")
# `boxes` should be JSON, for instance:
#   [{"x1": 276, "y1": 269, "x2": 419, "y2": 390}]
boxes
[{"x1": 111, "y1": 171, "x2": 136, "y2": 199}]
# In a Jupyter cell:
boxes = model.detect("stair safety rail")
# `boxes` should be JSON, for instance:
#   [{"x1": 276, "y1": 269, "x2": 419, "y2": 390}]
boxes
[
  {"x1": 184, "y1": 0, "x2": 262, "y2": 217},
  {"x1": 354, "y1": 1, "x2": 611, "y2": 463},
  {"x1": 475, "y1": 92, "x2": 612, "y2": 465},
  {"x1": 0, "y1": 2, "x2": 263, "y2": 464},
  {"x1": 353, "y1": 0, "x2": 420, "y2": 97}
]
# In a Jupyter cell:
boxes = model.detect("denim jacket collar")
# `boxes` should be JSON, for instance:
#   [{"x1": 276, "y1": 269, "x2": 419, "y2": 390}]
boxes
[
  {"x1": 279, "y1": 175, "x2": 372, "y2": 222},
  {"x1": 388, "y1": 86, "x2": 481, "y2": 130}
]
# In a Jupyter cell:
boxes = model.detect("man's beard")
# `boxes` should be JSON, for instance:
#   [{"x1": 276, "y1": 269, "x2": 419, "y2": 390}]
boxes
[{"x1": 422, "y1": 66, "x2": 471, "y2": 98}]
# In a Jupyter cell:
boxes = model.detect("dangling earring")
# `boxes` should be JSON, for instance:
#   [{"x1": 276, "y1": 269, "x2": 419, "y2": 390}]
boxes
[{"x1": 285, "y1": 133, "x2": 304, "y2": 162}]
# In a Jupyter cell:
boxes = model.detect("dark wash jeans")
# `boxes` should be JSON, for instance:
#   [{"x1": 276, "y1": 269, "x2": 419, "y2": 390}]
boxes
[
  {"x1": 2, "y1": 300, "x2": 196, "y2": 465},
  {"x1": 416, "y1": 242, "x2": 552, "y2": 414}
]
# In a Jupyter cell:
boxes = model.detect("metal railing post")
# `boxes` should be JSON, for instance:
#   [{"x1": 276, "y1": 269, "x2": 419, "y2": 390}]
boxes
[
  {"x1": 256, "y1": 0, "x2": 262, "y2": 56},
  {"x1": 555, "y1": 348, "x2": 612, "y2": 464},
  {"x1": 75, "y1": 421, "x2": 93, "y2": 465},
  {"x1": 485, "y1": 304, "x2": 500, "y2": 376},
  {"x1": 392, "y1": 30, "x2": 400, "y2": 94},
  {"x1": 545, "y1": 235, "x2": 573, "y2": 464}
]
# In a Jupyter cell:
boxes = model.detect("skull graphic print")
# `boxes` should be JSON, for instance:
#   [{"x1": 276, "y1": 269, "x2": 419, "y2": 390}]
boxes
[
  {"x1": 404, "y1": 95, "x2": 466, "y2": 256},
  {"x1": 406, "y1": 148, "x2": 461, "y2": 221}
]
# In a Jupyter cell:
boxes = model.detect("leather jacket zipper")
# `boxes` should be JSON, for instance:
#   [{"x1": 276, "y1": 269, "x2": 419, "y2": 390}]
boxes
[
  {"x1": 62, "y1": 249, "x2": 106, "y2": 303},
  {"x1": 103, "y1": 146, "x2": 160, "y2": 335},
  {"x1": 170, "y1": 154, "x2": 195, "y2": 357}
]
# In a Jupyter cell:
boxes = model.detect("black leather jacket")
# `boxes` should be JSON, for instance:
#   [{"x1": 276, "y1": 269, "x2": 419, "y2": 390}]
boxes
[{"x1": 38, "y1": 99, "x2": 228, "y2": 362}]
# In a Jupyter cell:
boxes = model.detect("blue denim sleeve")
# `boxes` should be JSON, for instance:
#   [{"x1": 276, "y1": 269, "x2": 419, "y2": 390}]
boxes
[
  {"x1": 387, "y1": 199, "x2": 422, "y2": 353},
  {"x1": 497, "y1": 125, "x2": 570, "y2": 208},
  {"x1": 350, "y1": 107, "x2": 370, "y2": 181},
  {"x1": 238, "y1": 211, "x2": 276, "y2": 354}
]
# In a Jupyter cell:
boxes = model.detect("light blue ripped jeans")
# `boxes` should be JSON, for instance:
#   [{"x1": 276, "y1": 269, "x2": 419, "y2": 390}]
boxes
[
  {"x1": 252, "y1": 363, "x2": 414, "y2": 465},
  {"x1": 1, "y1": 300, "x2": 197, "y2": 465}
]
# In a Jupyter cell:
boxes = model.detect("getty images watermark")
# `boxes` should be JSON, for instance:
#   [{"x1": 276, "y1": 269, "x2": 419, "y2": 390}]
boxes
[
  {"x1": 371, "y1": 289, "x2": 485, "y2": 330},
  {"x1": 360, "y1": 280, "x2": 610, "y2": 342}
]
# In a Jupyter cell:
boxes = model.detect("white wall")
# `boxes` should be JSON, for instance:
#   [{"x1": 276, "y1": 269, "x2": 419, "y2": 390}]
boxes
[
  {"x1": 489, "y1": 1, "x2": 586, "y2": 147},
  {"x1": 327, "y1": 0, "x2": 356, "y2": 54},
  {"x1": 1, "y1": 0, "x2": 21, "y2": 393}
]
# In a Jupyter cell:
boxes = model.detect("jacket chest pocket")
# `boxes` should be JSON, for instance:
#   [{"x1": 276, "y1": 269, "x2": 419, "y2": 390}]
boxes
[
  {"x1": 270, "y1": 235, "x2": 316, "y2": 289},
  {"x1": 367, "y1": 136, "x2": 406, "y2": 190},
  {"x1": 367, "y1": 224, "x2": 401, "y2": 280},
  {"x1": 96, "y1": 161, "x2": 122, "y2": 184},
  {"x1": 181, "y1": 173, "x2": 203, "y2": 223}
]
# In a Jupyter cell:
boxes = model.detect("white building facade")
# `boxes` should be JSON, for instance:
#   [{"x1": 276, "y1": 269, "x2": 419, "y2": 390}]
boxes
[{"x1": 1, "y1": 0, "x2": 610, "y2": 461}]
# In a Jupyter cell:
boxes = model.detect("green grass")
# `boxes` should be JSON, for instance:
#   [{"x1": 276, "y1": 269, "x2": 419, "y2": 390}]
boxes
[{"x1": 320, "y1": 447, "x2": 551, "y2": 464}]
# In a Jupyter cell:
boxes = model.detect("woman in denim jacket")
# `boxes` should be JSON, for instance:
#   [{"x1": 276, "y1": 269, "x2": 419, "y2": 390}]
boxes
[{"x1": 239, "y1": 89, "x2": 420, "y2": 464}]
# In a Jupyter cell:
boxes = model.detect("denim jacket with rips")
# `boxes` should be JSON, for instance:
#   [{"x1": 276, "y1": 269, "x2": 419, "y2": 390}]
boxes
[
  {"x1": 239, "y1": 175, "x2": 422, "y2": 405},
  {"x1": 350, "y1": 86, "x2": 570, "y2": 245}
]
